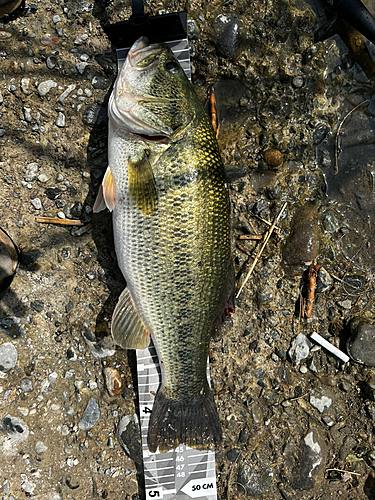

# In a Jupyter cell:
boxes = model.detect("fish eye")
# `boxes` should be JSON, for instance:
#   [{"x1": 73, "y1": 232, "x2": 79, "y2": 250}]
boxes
[{"x1": 165, "y1": 61, "x2": 180, "y2": 73}]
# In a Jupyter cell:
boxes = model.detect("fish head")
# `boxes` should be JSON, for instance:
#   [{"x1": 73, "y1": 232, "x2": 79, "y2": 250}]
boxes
[{"x1": 109, "y1": 37, "x2": 196, "y2": 140}]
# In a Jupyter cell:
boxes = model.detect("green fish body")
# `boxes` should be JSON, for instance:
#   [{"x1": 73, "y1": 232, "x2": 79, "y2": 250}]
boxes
[{"x1": 94, "y1": 37, "x2": 233, "y2": 452}]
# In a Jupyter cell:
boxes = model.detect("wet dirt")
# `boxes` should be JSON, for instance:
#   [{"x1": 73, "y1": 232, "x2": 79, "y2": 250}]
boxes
[{"x1": 1, "y1": 0, "x2": 375, "y2": 499}]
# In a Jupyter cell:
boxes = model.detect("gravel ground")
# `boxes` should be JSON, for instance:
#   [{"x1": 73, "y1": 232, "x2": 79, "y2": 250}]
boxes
[{"x1": 1, "y1": 0, "x2": 375, "y2": 499}]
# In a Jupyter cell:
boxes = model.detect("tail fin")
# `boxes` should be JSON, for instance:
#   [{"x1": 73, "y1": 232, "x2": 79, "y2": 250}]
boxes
[{"x1": 147, "y1": 388, "x2": 222, "y2": 453}]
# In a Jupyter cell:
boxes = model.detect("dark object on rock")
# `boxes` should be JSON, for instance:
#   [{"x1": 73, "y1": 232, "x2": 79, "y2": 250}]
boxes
[
  {"x1": 215, "y1": 14, "x2": 243, "y2": 58},
  {"x1": 293, "y1": 429, "x2": 326, "y2": 490},
  {"x1": 263, "y1": 148, "x2": 283, "y2": 168},
  {"x1": 282, "y1": 202, "x2": 320, "y2": 270},
  {"x1": 0, "y1": 0, "x2": 22, "y2": 18},
  {"x1": 347, "y1": 317, "x2": 375, "y2": 367},
  {"x1": 0, "y1": 228, "x2": 19, "y2": 299}
]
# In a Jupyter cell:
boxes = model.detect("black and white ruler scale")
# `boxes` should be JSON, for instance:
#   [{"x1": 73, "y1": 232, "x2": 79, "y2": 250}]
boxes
[{"x1": 104, "y1": 7, "x2": 218, "y2": 499}]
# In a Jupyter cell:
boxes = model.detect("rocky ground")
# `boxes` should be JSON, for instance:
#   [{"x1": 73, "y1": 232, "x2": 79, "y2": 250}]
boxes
[{"x1": 1, "y1": 0, "x2": 375, "y2": 499}]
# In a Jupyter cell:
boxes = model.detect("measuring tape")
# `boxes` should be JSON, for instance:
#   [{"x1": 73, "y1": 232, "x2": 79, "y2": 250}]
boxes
[{"x1": 137, "y1": 344, "x2": 217, "y2": 500}]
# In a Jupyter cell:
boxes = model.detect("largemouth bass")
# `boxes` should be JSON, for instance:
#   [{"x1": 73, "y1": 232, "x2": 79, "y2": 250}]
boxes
[{"x1": 94, "y1": 37, "x2": 233, "y2": 453}]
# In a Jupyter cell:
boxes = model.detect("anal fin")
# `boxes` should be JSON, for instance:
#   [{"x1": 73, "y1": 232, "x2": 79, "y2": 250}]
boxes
[{"x1": 112, "y1": 288, "x2": 150, "y2": 350}]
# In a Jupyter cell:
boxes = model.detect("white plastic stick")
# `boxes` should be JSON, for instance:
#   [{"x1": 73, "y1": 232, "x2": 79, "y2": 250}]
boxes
[{"x1": 310, "y1": 332, "x2": 350, "y2": 363}]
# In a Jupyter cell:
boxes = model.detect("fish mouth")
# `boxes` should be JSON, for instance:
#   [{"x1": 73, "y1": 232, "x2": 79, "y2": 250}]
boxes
[{"x1": 128, "y1": 36, "x2": 164, "y2": 70}]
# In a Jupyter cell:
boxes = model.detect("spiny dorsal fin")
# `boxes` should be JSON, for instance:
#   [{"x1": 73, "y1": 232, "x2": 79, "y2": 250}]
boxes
[
  {"x1": 93, "y1": 166, "x2": 116, "y2": 213},
  {"x1": 128, "y1": 152, "x2": 158, "y2": 215},
  {"x1": 112, "y1": 288, "x2": 150, "y2": 350}
]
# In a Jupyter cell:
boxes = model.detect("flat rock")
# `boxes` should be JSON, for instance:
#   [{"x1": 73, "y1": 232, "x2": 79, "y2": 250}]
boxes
[
  {"x1": 293, "y1": 429, "x2": 326, "y2": 490},
  {"x1": 78, "y1": 398, "x2": 100, "y2": 430},
  {"x1": 118, "y1": 414, "x2": 142, "y2": 466}
]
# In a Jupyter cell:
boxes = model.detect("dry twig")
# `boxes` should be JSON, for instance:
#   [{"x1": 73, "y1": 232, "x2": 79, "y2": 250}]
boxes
[
  {"x1": 35, "y1": 217, "x2": 84, "y2": 226},
  {"x1": 326, "y1": 468, "x2": 360, "y2": 476},
  {"x1": 237, "y1": 234, "x2": 263, "y2": 240},
  {"x1": 236, "y1": 202, "x2": 287, "y2": 298}
]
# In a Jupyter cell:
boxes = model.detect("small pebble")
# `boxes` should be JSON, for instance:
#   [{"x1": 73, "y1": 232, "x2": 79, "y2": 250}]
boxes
[
  {"x1": 41, "y1": 34, "x2": 59, "y2": 46},
  {"x1": 35, "y1": 441, "x2": 48, "y2": 453},
  {"x1": 88, "y1": 379, "x2": 97, "y2": 390},
  {"x1": 322, "y1": 415, "x2": 335, "y2": 426},
  {"x1": 78, "y1": 398, "x2": 100, "y2": 430},
  {"x1": 310, "y1": 394, "x2": 332, "y2": 413},
  {"x1": 25, "y1": 163, "x2": 39, "y2": 181},
  {"x1": 23, "y1": 107, "x2": 32, "y2": 123},
  {"x1": 48, "y1": 372, "x2": 58, "y2": 383},
  {"x1": 37, "y1": 173, "x2": 50, "y2": 183},
  {"x1": 292, "y1": 76, "x2": 304, "y2": 88},
  {"x1": 37, "y1": 80, "x2": 57, "y2": 97},
  {"x1": 263, "y1": 148, "x2": 283, "y2": 168},
  {"x1": 46, "y1": 56, "x2": 57, "y2": 70},
  {"x1": 0, "y1": 342, "x2": 17, "y2": 372},
  {"x1": 103, "y1": 367, "x2": 122, "y2": 396},
  {"x1": 288, "y1": 333, "x2": 310, "y2": 366},
  {"x1": 20, "y1": 77, "x2": 31, "y2": 95},
  {"x1": 76, "y1": 62, "x2": 88, "y2": 74},
  {"x1": 20, "y1": 378, "x2": 33, "y2": 392},
  {"x1": 283, "y1": 202, "x2": 320, "y2": 269},
  {"x1": 67, "y1": 346, "x2": 77, "y2": 361},
  {"x1": 31, "y1": 198, "x2": 42, "y2": 210},
  {"x1": 56, "y1": 112, "x2": 65, "y2": 128},
  {"x1": 21, "y1": 481, "x2": 36, "y2": 494}
]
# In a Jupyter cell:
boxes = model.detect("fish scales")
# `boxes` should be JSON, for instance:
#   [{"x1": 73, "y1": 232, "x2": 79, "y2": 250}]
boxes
[{"x1": 94, "y1": 37, "x2": 233, "y2": 452}]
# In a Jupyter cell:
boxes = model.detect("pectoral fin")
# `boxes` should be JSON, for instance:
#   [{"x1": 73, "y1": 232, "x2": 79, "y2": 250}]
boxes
[
  {"x1": 128, "y1": 152, "x2": 158, "y2": 215},
  {"x1": 112, "y1": 288, "x2": 150, "y2": 350},
  {"x1": 93, "y1": 166, "x2": 116, "y2": 213}
]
